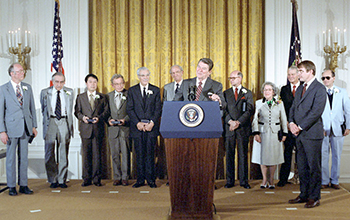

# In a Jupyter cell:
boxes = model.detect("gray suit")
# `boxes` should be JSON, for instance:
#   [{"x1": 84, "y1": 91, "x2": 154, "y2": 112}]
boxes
[
  {"x1": 163, "y1": 81, "x2": 183, "y2": 101},
  {"x1": 40, "y1": 86, "x2": 74, "y2": 184},
  {"x1": 107, "y1": 89, "x2": 130, "y2": 181},
  {"x1": 0, "y1": 81, "x2": 37, "y2": 187},
  {"x1": 289, "y1": 79, "x2": 326, "y2": 201}
]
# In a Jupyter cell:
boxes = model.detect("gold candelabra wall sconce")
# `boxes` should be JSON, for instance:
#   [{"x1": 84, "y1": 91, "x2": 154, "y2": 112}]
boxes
[
  {"x1": 323, "y1": 27, "x2": 347, "y2": 72},
  {"x1": 8, "y1": 28, "x2": 31, "y2": 72}
]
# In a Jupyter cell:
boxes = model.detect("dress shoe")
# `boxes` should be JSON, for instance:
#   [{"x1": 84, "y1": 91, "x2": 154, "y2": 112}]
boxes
[
  {"x1": 94, "y1": 181, "x2": 102, "y2": 187},
  {"x1": 260, "y1": 182, "x2": 268, "y2": 189},
  {"x1": 113, "y1": 180, "x2": 122, "y2": 186},
  {"x1": 81, "y1": 180, "x2": 92, "y2": 187},
  {"x1": 9, "y1": 187, "x2": 18, "y2": 196},
  {"x1": 277, "y1": 181, "x2": 285, "y2": 187},
  {"x1": 304, "y1": 199, "x2": 320, "y2": 208},
  {"x1": 59, "y1": 183, "x2": 68, "y2": 188},
  {"x1": 132, "y1": 182, "x2": 145, "y2": 188},
  {"x1": 331, "y1": 184, "x2": 340, "y2": 190},
  {"x1": 269, "y1": 185, "x2": 275, "y2": 189},
  {"x1": 122, "y1": 180, "x2": 129, "y2": 186},
  {"x1": 224, "y1": 183, "x2": 235, "y2": 188},
  {"x1": 288, "y1": 196, "x2": 308, "y2": 204},
  {"x1": 50, "y1": 182, "x2": 59, "y2": 188},
  {"x1": 19, "y1": 186, "x2": 33, "y2": 194},
  {"x1": 321, "y1": 184, "x2": 329, "y2": 189},
  {"x1": 241, "y1": 183, "x2": 251, "y2": 189},
  {"x1": 148, "y1": 182, "x2": 157, "y2": 188},
  {"x1": 166, "y1": 182, "x2": 169, "y2": 186}
]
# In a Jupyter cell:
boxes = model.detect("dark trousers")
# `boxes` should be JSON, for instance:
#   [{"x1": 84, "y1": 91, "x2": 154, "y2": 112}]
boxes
[
  {"x1": 279, "y1": 132, "x2": 296, "y2": 183},
  {"x1": 81, "y1": 135, "x2": 102, "y2": 183},
  {"x1": 133, "y1": 133, "x2": 157, "y2": 184},
  {"x1": 296, "y1": 137, "x2": 322, "y2": 201},
  {"x1": 225, "y1": 133, "x2": 249, "y2": 185}
]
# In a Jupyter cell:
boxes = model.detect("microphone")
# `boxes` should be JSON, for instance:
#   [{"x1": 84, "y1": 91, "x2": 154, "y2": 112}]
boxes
[{"x1": 188, "y1": 85, "x2": 196, "y2": 101}]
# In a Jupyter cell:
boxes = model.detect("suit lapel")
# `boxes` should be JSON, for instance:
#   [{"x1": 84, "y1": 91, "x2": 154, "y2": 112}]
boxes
[
  {"x1": 6, "y1": 82, "x2": 21, "y2": 107},
  {"x1": 82, "y1": 92, "x2": 93, "y2": 112},
  {"x1": 47, "y1": 87, "x2": 53, "y2": 114},
  {"x1": 299, "y1": 80, "x2": 317, "y2": 104},
  {"x1": 119, "y1": 91, "x2": 127, "y2": 110},
  {"x1": 199, "y1": 78, "x2": 212, "y2": 101}
]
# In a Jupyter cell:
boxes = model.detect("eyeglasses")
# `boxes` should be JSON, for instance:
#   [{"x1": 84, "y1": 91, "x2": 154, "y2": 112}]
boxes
[
  {"x1": 171, "y1": 71, "x2": 182, "y2": 74},
  {"x1": 14, "y1": 70, "x2": 24, "y2": 74},
  {"x1": 321, "y1": 76, "x2": 331, "y2": 81},
  {"x1": 228, "y1": 76, "x2": 240, "y2": 80}
]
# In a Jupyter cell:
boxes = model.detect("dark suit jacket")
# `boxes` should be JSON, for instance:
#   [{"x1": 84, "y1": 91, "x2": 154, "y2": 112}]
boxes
[
  {"x1": 289, "y1": 79, "x2": 326, "y2": 139},
  {"x1": 223, "y1": 86, "x2": 254, "y2": 137},
  {"x1": 107, "y1": 89, "x2": 129, "y2": 139},
  {"x1": 280, "y1": 82, "x2": 303, "y2": 118},
  {"x1": 174, "y1": 77, "x2": 226, "y2": 109},
  {"x1": 74, "y1": 92, "x2": 109, "y2": 139},
  {"x1": 126, "y1": 84, "x2": 162, "y2": 138}
]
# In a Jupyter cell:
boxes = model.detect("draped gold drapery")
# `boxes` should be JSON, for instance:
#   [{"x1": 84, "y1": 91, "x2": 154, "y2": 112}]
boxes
[{"x1": 89, "y1": 0, "x2": 264, "y2": 97}]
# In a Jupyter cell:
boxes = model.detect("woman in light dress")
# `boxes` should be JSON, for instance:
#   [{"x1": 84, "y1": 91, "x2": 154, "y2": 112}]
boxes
[{"x1": 252, "y1": 82, "x2": 288, "y2": 189}]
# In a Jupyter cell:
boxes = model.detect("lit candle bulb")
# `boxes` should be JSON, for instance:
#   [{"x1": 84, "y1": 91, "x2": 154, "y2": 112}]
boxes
[
  {"x1": 18, "y1": 28, "x2": 21, "y2": 44},
  {"x1": 11, "y1": 31, "x2": 15, "y2": 47},
  {"x1": 8, "y1": 31, "x2": 11, "y2": 48}
]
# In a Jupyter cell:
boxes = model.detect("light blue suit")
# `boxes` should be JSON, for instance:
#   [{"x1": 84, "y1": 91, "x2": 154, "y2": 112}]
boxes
[
  {"x1": 0, "y1": 81, "x2": 37, "y2": 187},
  {"x1": 321, "y1": 86, "x2": 350, "y2": 185}
]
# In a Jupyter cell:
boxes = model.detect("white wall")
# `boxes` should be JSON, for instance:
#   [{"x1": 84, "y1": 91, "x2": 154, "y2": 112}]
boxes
[
  {"x1": 266, "y1": 0, "x2": 350, "y2": 183},
  {"x1": 0, "y1": 0, "x2": 89, "y2": 182}
]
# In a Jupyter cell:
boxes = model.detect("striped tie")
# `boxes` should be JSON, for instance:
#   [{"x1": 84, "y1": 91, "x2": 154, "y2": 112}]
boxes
[
  {"x1": 55, "y1": 90, "x2": 61, "y2": 120},
  {"x1": 195, "y1": 82, "x2": 202, "y2": 101},
  {"x1": 16, "y1": 85, "x2": 23, "y2": 106}
]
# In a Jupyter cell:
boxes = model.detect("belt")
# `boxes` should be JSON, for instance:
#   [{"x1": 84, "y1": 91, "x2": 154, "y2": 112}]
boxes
[
  {"x1": 258, "y1": 122, "x2": 280, "y2": 125},
  {"x1": 50, "y1": 115, "x2": 67, "y2": 119}
]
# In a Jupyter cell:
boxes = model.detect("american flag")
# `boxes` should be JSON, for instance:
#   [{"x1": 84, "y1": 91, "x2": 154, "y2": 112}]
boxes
[
  {"x1": 288, "y1": 0, "x2": 302, "y2": 68},
  {"x1": 51, "y1": 0, "x2": 64, "y2": 75}
]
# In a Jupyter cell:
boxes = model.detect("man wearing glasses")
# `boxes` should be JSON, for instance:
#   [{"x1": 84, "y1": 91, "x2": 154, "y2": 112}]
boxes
[
  {"x1": 223, "y1": 70, "x2": 254, "y2": 189},
  {"x1": 0, "y1": 63, "x2": 38, "y2": 196},
  {"x1": 320, "y1": 69, "x2": 350, "y2": 190}
]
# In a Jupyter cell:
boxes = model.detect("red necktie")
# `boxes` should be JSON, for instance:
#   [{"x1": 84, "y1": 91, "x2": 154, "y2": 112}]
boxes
[
  {"x1": 234, "y1": 87, "x2": 238, "y2": 100},
  {"x1": 292, "y1": 85, "x2": 296, "y2": 97},
  {"x1": 195, "y1": 81, "x2": 202, "y2": 101},
  {"x1": 16, "y1": 85, "x2": 23, "y2": 106},
  {"x1": 301, "y1": 84, "x2": 307, "y2": 98}
]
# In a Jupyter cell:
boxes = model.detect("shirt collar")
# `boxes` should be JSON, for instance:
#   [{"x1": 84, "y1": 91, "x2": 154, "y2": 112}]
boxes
[
  {"x1": 232, "y1": 84, "x2": 242, "y2": 92},
  {"x1": 197, "y1": 77, "x2": 207, "y2": 87},
  {"x1": 87, "y1": 91, "x2": 96, "y2": 97}
]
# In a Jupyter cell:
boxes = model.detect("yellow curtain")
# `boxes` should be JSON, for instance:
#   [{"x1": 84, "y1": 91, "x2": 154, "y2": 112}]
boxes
[{"x1": 89, "y1": 0, "x2": 264, "y2": 98}]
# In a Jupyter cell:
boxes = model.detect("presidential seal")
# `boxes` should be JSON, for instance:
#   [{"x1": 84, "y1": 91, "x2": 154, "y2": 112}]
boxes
[{"x1": 179, "y1": 103, "x2": 204, "y2": 127}]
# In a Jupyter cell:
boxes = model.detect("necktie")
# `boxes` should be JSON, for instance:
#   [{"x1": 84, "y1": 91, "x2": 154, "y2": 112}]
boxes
[
  {"x1": 234, "y1": 87, "x2": 238, "y2": 100},
  {"x1": 115, "y1": 93, "x2": 121, "y2": 109},
  {"x1": 175, "y1": 83, "x2": 179, "y2": 94},
  {"x1": 142, "y1": 87, "x2": 147, "y2": 105},
  {"x1": 327, "y1": 88, "x2": 333, "y2": 109},
  {"x1": 89, "y1": 94, "x2": 95, "y2": 110},
  {"x1": 292, "y1": 85, "x2": 296, "y2": 97},
  {"x1": 55, "y1": 90, "x2": 61, "y2": 120},
  {"x1": 195, "y1": 81, "x2": 202, "y2": 101},
  {"x1": 301, "y1": 84, "x2": 307, "y2": 98},
  {"x1": 327, "y1": 88, "x2": 332, "y2": 95},
  {"x1": 16, "y1": 84, "x2": 23, "y2": 106}
]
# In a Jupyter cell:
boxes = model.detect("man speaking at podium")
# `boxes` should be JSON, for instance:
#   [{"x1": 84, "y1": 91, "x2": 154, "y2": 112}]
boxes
[{"x1": 174, "y1": 58, "x2": 225, "y2": 109}]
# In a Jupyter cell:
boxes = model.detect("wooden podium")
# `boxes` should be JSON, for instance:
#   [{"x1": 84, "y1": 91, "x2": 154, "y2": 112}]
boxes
[{"x1": 160, "y1": 101, "x2": 223, "y2": 219}]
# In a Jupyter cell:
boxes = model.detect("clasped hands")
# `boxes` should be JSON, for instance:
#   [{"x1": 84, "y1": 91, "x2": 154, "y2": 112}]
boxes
[
  {"x1": 83, "y1": 116, "x2": 99, "y2": 124},
  {"x1": 137, "y1": 121, "x2": 154, "y2": 132}
]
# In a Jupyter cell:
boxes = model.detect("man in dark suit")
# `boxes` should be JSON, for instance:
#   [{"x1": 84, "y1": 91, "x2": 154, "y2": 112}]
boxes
[
  {"x1": 223, "y1": 70, "x2": 254, "y2": 189},
  {"x1": 40, "y1": 72, "x2": 74, "y2": 188},
  {"x1": 288, "y1": 60, "x2": 327, "y2": 208},
  {"x1": 277, "y1": 66, "x2": 302, "y2": 187},
  {"x1": 127, "y1": 67, "x2": 162, "y2": 188},
  {"x1": 0, "y1": 63, "x2": 38, "y2": 196},
  {"x1": 107, "y1": 74, "x2": 130, "y2": 186},
  {"x1": 174, "y1": 58, "x2": 225, "y2": 109},
  {"x1": 74, "y1": 74, "x2": 109, "y2": 187},
  {"x1": 163, "y1": 65, "x2": 184, "y2": 101}
]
